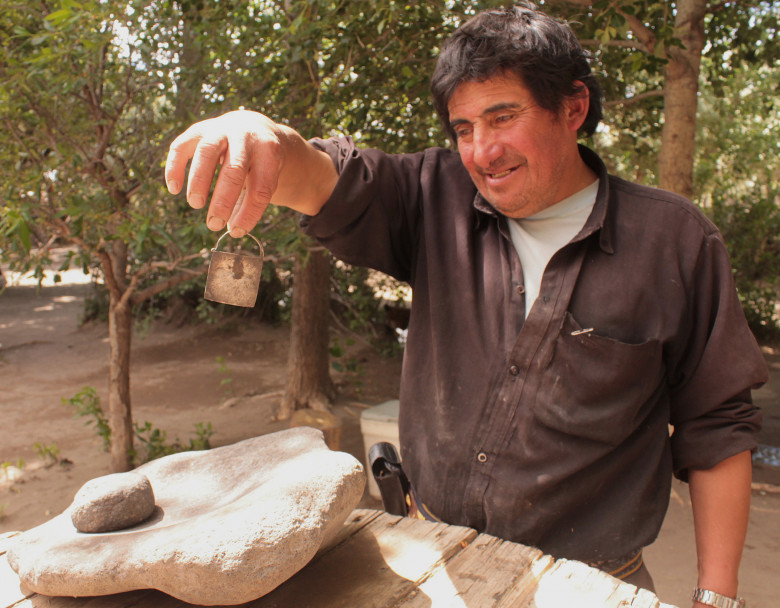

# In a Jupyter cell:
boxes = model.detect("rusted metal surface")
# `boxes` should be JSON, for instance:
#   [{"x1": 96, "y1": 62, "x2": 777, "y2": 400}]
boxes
[{"x1": 204, "y1": 232, "x2": 263, "y2": 308}]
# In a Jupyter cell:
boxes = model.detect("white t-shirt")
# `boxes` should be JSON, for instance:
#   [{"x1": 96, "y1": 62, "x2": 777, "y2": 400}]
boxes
[{"x1": 508, "y1": 180, "x2": 599, "y2": 318}]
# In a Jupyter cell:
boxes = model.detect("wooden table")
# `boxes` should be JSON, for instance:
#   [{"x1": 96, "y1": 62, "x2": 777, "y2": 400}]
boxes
[{"x1": 2, "y1": 509, "x2": 675, "y2": 608}]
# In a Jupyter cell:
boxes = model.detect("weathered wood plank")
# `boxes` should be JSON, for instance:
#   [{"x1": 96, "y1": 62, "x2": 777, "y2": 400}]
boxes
[
  {"x1": 316, "y1": 507, "x2": 383, "y2": 555},
  {"x1": 5, "y1": 589, "x2": 163, "y2": 608},
  {"x1": 397, "y1": 532, "x2": 550, "y2": 607},
  {"x1": 494, "y1": 553, "x2": 556, "y2": 608},
  {"x1": 529, "y1": 559, "x2": 676, "y2": 608},
  {"x1": 247, "y1": 512, "x2": 477, "y2": 608}
]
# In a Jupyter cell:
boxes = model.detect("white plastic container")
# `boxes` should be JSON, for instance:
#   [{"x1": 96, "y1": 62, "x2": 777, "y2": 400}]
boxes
[{"x1": 360, "y1": 399, "x2": 401, "y2": 499}]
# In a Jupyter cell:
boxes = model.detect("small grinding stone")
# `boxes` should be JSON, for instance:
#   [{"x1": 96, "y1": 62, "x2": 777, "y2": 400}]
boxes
[{"x1": 70, "y1": 472, "x2": 156, "y2": 533}]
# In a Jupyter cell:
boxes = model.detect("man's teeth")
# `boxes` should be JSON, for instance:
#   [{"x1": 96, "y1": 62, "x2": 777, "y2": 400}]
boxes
[{"x1": 490, "y1": 169, "x2": 513, "y2": 178}]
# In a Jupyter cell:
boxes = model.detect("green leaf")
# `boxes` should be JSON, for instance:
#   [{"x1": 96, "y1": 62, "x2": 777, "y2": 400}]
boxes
[{"x1": 45, "y1": 8, "x2": 73, "y2": 25}]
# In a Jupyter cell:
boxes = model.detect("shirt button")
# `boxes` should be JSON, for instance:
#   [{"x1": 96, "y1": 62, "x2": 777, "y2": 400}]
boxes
[
  {"x1": 516, "y1": 285, "x2": 525, "y2": 295},
  {"x1": 509, "y1": 365, "x2": 520, "y2": 376},
  {"x1": 477, "y1": 452, "x2": 488, "y2": 463}
]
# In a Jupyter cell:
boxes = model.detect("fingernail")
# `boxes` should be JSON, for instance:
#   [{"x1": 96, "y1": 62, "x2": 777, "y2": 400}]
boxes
[
  {"x1": 167, "y1": 179, "x2": 180, "y2": 194},
  {"x1": 229, "y1": 226, "x2": 247, "y2": 238},
  {"x1": 207, "y1": 216, "x2": 226, "y2": 231},
  {"x1": 189, "y1": 193, "x2": 206, "y2": 209}
]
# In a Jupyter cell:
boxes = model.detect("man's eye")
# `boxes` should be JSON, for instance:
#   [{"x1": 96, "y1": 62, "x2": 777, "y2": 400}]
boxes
[
  {"x1": 495, "y1": 113, "x2": 515, "y2": 124},
  {"x1": 454, "y1": 128, "x2": 472, "y2": 140}
]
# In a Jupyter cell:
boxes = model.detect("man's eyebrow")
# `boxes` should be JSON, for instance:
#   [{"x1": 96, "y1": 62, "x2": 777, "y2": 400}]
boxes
[
  {"x1": 448, "y1": 102, "x2": 528, "y2": 130},
  {"x1": 449, "y1": 117, "x2": 469, "y2": 130},
  {"x1": 483, "y1": 102, "x2": 525, "y2": 114}
]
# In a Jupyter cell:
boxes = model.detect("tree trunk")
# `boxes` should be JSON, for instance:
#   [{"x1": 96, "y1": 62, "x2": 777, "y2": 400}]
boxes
[
  {"x1": 657, "y1": 0, "x2": 706, "y2": 199},
  {"x1": 276, "y1": 1, "x2": 335, "y2": 420},
  {"x1": 278, "y1": 248, "x2": 336, "y2": 420},
  {"x1": 107, "y1": 295, "x2": 134, "y2": 472},
  {"x1": 100, "y1": 240, "x2": 134, "y2": 472}
]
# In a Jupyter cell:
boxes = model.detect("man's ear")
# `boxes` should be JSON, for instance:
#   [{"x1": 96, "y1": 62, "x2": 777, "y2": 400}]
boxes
[{"x1": 563, "y1": 81, "x2": 590, "y2": 132}]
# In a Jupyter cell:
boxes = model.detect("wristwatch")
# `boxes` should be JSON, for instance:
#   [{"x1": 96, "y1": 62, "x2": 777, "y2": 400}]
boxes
[{"x1": 692, "y1": 588, "x2": 746, "y2": 608}]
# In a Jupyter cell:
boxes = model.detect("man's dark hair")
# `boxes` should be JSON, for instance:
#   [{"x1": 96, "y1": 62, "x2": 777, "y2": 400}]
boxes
[{"x1": 431, "y1": 3, "x2": 603, "y2": 141}]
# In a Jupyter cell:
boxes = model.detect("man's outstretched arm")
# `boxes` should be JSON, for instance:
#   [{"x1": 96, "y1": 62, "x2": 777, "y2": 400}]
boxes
[{"x1": 165, "y1": 110, "x2": 338, "y2": 237}]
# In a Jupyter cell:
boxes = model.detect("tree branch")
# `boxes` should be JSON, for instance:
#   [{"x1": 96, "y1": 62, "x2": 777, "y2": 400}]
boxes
[
  {"x1": 22, "y1": 90, "x2": 91, "y2": 164},
  {"x1": 98, "y1": 248, "x2": 124, "y2": 303},
  {"x1": 580, "y1": 39, "x2": 644, "y2": 49},
  {"x1": 131, "y1": 251, "x2": 210, "y2": 282},
  {"x1": 131, "y1": 265, "x2": 208, "y2": 304},
  {"x1": 546, "y1": 0, "x2": 657, "y2": 54},
  {"x1": 604, "y1": 89, "x2": 665, "y2": 107},
  {"x1": 615, "y1": 10, "x2": 657, "y2": 55},
  {"x1": 3, "y1": 118, "x2": 44, "y2": 165}
]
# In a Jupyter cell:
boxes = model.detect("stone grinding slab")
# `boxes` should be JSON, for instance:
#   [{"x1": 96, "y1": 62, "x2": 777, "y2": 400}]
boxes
[{"x1": 7, "y1": 427, "x2": 365, "y2": 605}]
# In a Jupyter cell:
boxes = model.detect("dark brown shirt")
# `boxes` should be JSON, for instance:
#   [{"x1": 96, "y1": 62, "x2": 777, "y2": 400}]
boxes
[{"x1": 302, "y1": 139, "x2": 767, "y2": 562}]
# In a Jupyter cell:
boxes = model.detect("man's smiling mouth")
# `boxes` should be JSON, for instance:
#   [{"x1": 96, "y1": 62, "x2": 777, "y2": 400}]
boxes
[{"x1": 487, "y1": 167, "x2": 517, "y2": 179}]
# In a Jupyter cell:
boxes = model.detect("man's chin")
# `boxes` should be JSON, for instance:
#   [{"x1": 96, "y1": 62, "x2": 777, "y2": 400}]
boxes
[
  {"x1": 489, "y1": 198, "x2": 539, "y2": 220},
  {"x1": 473, "y1": 179, "x2": 532, "y2": 217},
  {"x1": 479, "y1": 192, "x2": 521, "y2": 218}
]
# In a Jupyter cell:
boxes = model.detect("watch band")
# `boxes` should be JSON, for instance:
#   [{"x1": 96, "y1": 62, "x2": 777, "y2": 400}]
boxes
[{"x1": 692, "y1": 588, "x2": 746, "y2": 608}]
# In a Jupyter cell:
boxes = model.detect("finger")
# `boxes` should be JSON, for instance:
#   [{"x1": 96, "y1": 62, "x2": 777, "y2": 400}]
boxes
[
  {"x1": 227, "y1": 150, "x2": 281, "y2": 237},
  {"x1": 185, "y1": 134, "x2": 228, "y2": 215},
  {"x1": 207, "y1": 139, "x2": 250, "y2": 231},
  {"x1": 227, "y1": 189, "x2": 247, "y2": 234},
  {"x1": 165, "y1": 127, "x2": 203, "y2": 196}
]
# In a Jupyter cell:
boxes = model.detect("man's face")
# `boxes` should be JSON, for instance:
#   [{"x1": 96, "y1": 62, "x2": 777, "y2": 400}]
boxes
[{"x1": 447, "y1": 72, "x2": 586, "y2": 219}]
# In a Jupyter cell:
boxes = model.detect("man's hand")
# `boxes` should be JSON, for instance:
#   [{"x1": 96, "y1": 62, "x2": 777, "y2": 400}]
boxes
[{"x1": 165, "y1": 110, "x2": 337, "y2": 237}]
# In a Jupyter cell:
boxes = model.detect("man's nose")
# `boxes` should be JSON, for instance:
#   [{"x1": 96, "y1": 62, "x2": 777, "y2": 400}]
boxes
[{"x1": 472, "y1": 127, "x2": 503, "y2": 169}]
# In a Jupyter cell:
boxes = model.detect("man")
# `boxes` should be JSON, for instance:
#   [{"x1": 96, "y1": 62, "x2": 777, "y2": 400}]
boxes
[{"x1": 165, "y1": 5, "x2": 767, "y2": 607}]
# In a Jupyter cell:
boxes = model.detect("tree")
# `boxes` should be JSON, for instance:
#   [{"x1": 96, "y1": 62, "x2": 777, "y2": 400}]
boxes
[
  {"x1": 0, "y1": 0, "x2": 256, "y2": 471},
  {"x1": 656, "y1": 0, "x2": 706, "y2": 198},
  {"x1": 546, "y1": 1, "x2": 777, "y2": 197},
  {"x1": 0, "y1": 1, "x2": 460, "y2": 449},
  {"x1": 696, "y1": 6, "x2": 780, "y2": 334}
]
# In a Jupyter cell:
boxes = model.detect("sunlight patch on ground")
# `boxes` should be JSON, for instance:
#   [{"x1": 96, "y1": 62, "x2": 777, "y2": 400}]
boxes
[
  {"x1": 3, "y1": 268, "x2": 94, "y2": 288},
  {"x1": 1, "y1": 246, "x2": 97, "y2": 288}
]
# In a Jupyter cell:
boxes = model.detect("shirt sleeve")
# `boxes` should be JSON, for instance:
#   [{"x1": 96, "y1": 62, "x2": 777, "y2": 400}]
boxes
[
  {"x1": 668, "y1": 230, "x2": 767, "y2": 481},
  {"x1": 299, "y1": 136, "x2": 425, "y2": 283}
]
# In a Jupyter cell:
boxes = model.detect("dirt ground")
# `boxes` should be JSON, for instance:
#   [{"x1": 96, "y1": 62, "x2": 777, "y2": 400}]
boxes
[{"x1": 1, "y1": 276, "x2": 778, "y2": 607}]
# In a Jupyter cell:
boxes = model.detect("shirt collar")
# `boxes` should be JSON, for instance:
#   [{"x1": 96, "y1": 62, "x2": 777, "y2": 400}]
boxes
[{"x1": 472, "y1": 144, "x2": 615, "y2": 255}]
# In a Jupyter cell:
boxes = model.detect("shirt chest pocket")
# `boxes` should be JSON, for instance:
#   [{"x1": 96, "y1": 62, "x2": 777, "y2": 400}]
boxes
[{"x1": 533, "y1": 312, "x2": 665, "y2": 445}]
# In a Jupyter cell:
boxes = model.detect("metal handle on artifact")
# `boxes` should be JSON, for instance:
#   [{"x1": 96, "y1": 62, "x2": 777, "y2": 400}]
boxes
[
  {"x1": 212, "y1": 230, "x2": 264, "y2": 256},
  {"x1": 203, "y1": 230, "x2": 265, "y2": 308}
]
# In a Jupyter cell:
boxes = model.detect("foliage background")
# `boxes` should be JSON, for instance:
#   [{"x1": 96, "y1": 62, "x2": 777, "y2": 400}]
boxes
[{"x1": 1, "y1": 0, "x2": 778, "y2": 333}]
